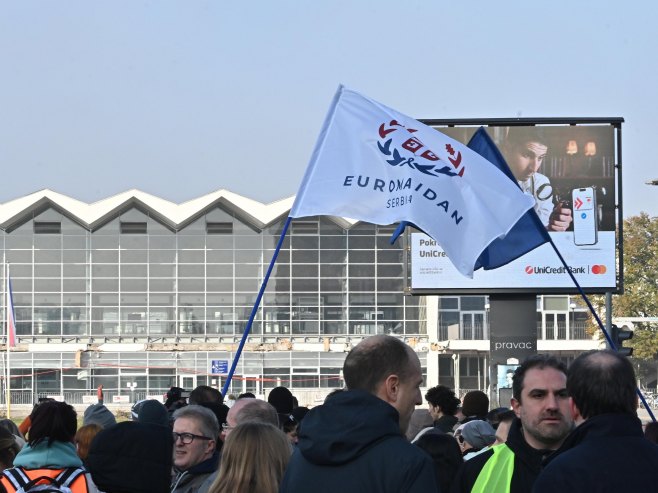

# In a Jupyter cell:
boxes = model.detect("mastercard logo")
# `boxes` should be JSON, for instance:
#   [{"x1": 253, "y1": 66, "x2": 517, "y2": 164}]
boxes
[{"x1": 591, "y1": 265, "x2": 607, "y2": 274}]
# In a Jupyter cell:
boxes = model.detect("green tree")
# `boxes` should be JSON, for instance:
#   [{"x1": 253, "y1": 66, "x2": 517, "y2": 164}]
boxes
[{"x1": 613, "y1": 213, "x2": 658, "y2": 359}]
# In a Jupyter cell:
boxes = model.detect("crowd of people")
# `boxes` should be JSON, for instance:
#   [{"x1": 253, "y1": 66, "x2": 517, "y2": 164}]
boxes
[{"x1": 1, "y1": 335, "x2": 658, "y2": 492}]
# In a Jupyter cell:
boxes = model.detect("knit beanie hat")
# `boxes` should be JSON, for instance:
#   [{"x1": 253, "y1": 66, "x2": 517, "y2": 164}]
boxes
[
  {"x1": 460, "y1": 391, "x2": 489, "y2": 418},
  {"x1": 137, "y1": 400, "x2": 169, "y2": 428},
  {"x1": 87, "y1": 421, "x2": 173, "y2": 493},
  {"x1": 267, "y1": 386, "x2": 294, "y2": 415},
  {"x1": 460, "y1": 420, "x2": 496, "y2": 449},
  {"x1": 83, "y1": 403, "x2": 117, "y2": 429}
]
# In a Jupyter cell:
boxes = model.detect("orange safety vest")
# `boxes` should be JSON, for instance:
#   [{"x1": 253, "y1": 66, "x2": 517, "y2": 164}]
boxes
[{"x1": 0, "y1": 467, "x2": 90, "y2": 493}]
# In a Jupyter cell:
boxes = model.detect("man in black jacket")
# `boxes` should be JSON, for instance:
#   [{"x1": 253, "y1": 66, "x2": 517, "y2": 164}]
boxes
[
  {"x1": 450, "y1": 355, "x2": 572, "y2": 493},
  {"x1": 533, "y1": 350, "x2": 658, "y2": 492},
  {"x1": 426, "y1": 385, "x2": 461, "y2": 434},
  {"x1": 280, "y1": 335, "x2": 438, "y2": 493}
]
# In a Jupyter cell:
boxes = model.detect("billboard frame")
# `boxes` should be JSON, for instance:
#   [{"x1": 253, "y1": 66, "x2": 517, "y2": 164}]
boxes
[{"x1": 405, "y1": 117, "x2": 624, "y2": 295}]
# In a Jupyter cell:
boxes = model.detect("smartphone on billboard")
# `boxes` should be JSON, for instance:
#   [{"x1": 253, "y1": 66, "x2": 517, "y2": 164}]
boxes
[{"x1": 572, "y1": 187, "x2": 598, "y2": 246}]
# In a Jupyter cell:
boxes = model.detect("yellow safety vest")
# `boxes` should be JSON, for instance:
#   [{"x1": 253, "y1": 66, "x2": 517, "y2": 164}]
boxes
[{"x1": 471, "y1": 444, "x2": 515, "y2": 493}]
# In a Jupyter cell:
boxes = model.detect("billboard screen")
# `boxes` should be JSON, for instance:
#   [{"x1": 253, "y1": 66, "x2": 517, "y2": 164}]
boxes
[{"x1": 408, "y1": 120, "x2": 622, "y2": 294}]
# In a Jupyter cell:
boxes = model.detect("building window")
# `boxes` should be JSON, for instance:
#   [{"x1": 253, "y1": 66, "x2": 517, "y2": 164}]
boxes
[
  {"x1": 34, "y1": 222, "x2": 61, "y2": 234},
  {"x1": 120, "y1": 222, "x2": 147, "y2": 234},
  {"x1": 206, "y1": 222, "x2": 233, "y2": 234},
  {"x1": 291, "y1": 221, "x2": 318, "y2": 235}
]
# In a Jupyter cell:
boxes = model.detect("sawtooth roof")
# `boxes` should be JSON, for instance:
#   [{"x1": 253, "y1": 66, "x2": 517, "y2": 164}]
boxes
[{"x1": 0, "y1": 189, "x2": 360, "y2": 231}]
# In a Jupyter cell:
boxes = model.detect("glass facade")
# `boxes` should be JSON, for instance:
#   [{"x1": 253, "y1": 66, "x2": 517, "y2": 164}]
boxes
[
  {"x1": 4, "y1": 209, "x2": 425, "y2": 341},
  {"x1": 1, "y1": 204, "x2": 429, "y2": 405}
]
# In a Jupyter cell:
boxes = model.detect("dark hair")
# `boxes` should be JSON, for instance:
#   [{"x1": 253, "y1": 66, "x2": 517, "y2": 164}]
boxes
[
  {"x1": 0, "y1": 419, "x2": 23, "y2": 439},
  {"x1": 461, "y1": 391, "x2": 489, "y2": 418},
  {"x1": 512, "y1": 355, "x2": 567, "y2": 403},
  {"x1": 189, "y1": 385, "x2": 223, "y2": 405},
  {"x1": 645, "y1": 422, "x2": 658, "y2": 445},
  {"x1": 28, "y1": 400, "x2": 77, "y2": 447},
  {"x1": 485, "y1": 408, "x2": 515, "y2": 429},
  {"x1": 414, "y1": 433, "x2": 463, "y2": 493},
  {"x1": 505, "y1": 127, "x2": 549, "y2": 148},
  {"x1": 425, "y1": 386, "x2": 460, "y2": 416},
  {"x1": 268, "y1": 387, "x2": 294, "y2": 415},
  {"x1": 567, "y1": 350, "x2": 636, "y2": 419},
  {"x1": 343, "y1": 335, "x2": 414, "y2": 393},
  {"x1": 238, "y1": 392, "x2": 256, "y2": 399}
]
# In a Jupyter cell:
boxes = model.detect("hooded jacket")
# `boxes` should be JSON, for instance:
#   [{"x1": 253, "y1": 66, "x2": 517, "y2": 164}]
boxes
[
  {"x1": 533, "y1": 413, "x2": 658, "y2": 492},
  {"x1": 280, "y1": 390, "x2": 437, "y2": 493},
  {"x1": 1, "y1": 440, "x2": 95, "y2": 493}
]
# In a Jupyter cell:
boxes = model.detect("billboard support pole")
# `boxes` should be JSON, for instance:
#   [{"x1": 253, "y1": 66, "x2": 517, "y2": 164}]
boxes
[{"x1": 489, "y1": 294, "x2": 537, "y2": 408}]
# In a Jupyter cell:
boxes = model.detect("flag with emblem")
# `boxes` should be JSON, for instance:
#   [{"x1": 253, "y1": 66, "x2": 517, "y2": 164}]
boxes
[{"x1": 290, "y1": 85, "x2": 536, "y2": 277}]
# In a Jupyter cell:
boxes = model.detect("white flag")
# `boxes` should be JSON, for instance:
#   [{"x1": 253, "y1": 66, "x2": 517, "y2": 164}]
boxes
[{"x1": 291, "y1": 85, "x2": 535, "y2": 277}]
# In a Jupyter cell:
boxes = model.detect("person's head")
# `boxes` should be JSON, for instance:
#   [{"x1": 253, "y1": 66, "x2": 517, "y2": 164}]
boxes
[
  {"x1": 83, "y1": 402, "x2": 117, "y2": 429},
  {"x1": 645, "y1": 421, "x2": 658, "y2": 444},
  {"x1": 189, "y1": 385, "x2": 223, "y2": 405},
  {"x1": 136, "y1": 399, "x2": 170, "y2": 428},
  {"x1": 511, "y1": 354, "x2": 571, "y2": 450},
  {"x1": 567, "y1": 350, "x2": 637, "y2": 424},
  {"x1": 267, "y1": 386, "x2": 295, "y2": 427},
  {"x1": 414, "y1": 432, "x2": 463, "y2": 493},
  {"x1": 0, "y1": 419, "x2": 23, "y2": 439},
  {"x1": 209, "y1": 422, "x2": 292, "y2": 493},
  {"x1": 425, "y1": 385, "x2": 460, "y2": 420},
  {"x1": 28, "y1": 400, "x2": 77, "y2": 447},
  {"x1": 74, "y1": 423, "x2": 102, "y2": 463},
  {"x1": 87, "y1": 421, "x2": 173, "y2": 493},
  {"x1": 223, "y1": 398, "x2": 278, "y2": 439},
  {"x1": 460, "y1": 391, "x2": 489, "y2": 419},
  {"x1": 283, "y1": 406, "x2": 309, "y2": 445},
  {"x1": 172, "y1": 405, "x2": 219, "y2": 471},
  {"x1": 457, "y1": 420, "x2": 496, "y2": 453},
  {"x1": 283, "y1": 418, "x2": 299, "y2": 445},
  {"x1": 503, "y1": 127, "x2": 549, "y2": 182},
  {"x1": 491, "y1": 410, "x2": 517, "y2": 446},
  {"x1": 165, "y1": 386, "x2": 188, "y2": 410},
  {"x1": 0, "y1": 427, "x2": 21, "y2": 470},
  {"x1": 343, "y1": 335, "x2": 423, "y2": 434},
  {"x1": 406, "y1": 409, "x2": 434, "y2": 442}
]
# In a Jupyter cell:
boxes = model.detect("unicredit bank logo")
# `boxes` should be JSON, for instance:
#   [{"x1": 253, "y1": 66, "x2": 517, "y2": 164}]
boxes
[{"x1": 525, "y1": 265, "x2": 607, "y2": 275}]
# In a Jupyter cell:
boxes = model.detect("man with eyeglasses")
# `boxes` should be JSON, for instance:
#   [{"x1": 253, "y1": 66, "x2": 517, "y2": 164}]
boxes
[{"x1": 171, "y1": 405, "x2": 220, "y2": 493}]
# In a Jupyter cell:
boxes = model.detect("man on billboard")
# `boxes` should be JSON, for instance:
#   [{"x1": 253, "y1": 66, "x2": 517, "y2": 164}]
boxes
[{"x1": 503, "y1": 128, "x2": 573, "y2": 232}]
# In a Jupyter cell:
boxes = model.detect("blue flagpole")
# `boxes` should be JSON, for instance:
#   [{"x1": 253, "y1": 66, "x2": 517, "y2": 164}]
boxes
[
  {"x1": 546, "y1": 235, "x2": 656, "y2": 422},
  {"x1": 221, "y1": 216, "x2": 292, "y2": 397}
]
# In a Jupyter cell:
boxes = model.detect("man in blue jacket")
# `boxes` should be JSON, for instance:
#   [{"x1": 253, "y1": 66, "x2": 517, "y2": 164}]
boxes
[
  {"x1": 533, "y1": 349, "x2": 658, "y2": 492},
  {"x1": 280, "y1": 335, "x2": 438, "y2": 493}
]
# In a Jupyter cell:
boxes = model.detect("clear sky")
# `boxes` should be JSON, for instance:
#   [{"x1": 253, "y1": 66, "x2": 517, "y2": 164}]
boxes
[{"x1": 1, "y1": 1, "x2": 656, "y2": 217}]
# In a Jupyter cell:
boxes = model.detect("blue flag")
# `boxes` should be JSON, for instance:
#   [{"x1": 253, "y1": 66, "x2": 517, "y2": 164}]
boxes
[{"x1": 469, "y1": 127, "x2": 550, "y2": 270}]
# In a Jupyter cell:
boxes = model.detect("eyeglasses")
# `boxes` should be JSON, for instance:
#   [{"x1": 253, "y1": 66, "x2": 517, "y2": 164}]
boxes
[
  {"x1": 172, "y1": 432, "x2": 212, "y2": 444},
  {"x1": 221, "y1": 423, "x2": 234, "y2": 432}
]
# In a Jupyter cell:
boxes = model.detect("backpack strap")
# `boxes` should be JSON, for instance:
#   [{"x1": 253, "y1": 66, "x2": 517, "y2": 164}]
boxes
[
  {"x1": 54, "y1": 468, "x2": 86, "y2": 489},
  {"x1": 2, "y1": 468, "x2": 31, "y2": 492}
]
